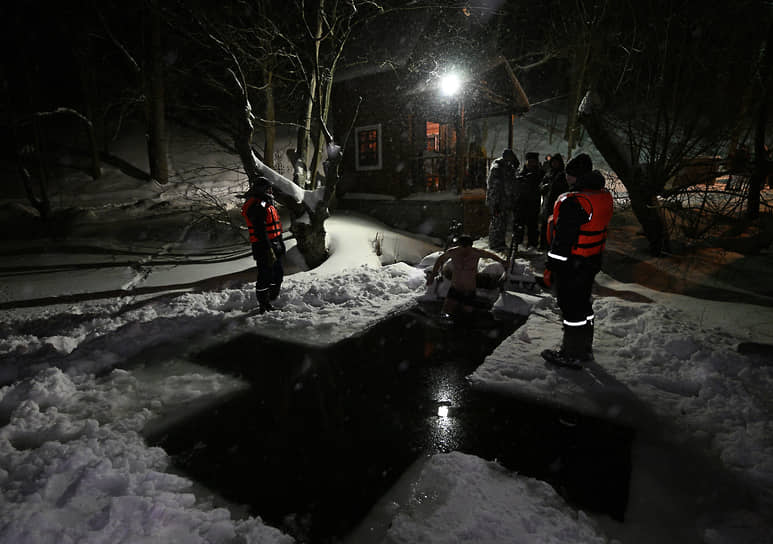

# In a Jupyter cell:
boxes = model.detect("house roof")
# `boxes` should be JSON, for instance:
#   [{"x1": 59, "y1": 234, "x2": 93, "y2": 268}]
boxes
[{"x1": 466, "y1": 55, "x2": 530, "y2": 116}]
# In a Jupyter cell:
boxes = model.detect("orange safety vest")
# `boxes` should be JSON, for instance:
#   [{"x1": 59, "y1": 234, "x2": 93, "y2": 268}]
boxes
[
  {"x1": 242, "y1": 197, "x2": 283, "y2": 243},
  {"x1": 548, "y1": 189, "x2": 613, "y2": 257}
]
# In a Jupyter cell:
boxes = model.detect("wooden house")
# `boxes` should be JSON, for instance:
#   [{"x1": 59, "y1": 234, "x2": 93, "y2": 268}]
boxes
[{"x1": 333, "y1": 56, "x2": 530, "y2": 238}]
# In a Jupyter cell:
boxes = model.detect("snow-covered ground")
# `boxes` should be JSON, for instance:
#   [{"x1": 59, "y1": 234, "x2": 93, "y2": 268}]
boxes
[{"x1": 1, "y1": 123, "x2": 772, "y2": 543}]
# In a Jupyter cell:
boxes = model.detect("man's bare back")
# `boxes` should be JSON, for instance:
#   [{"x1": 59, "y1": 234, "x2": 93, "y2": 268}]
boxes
[{"x1": 430, "y1": 245, "x2": 506, "y2": 294}]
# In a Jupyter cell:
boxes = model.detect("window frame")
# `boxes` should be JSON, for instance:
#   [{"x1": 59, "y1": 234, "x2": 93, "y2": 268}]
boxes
[{"x1": 354, "y1": 124, "x2": 383, "y2": 171}]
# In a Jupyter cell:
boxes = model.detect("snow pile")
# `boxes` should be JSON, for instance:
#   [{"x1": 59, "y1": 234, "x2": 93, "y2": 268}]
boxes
[
  {"x1": 236, "y1": 261, "x2": 427, "y2": 345},
  {"x1": 384, "y1": 452, "x2": 607, "y2": 544},
  {"x1": 0, "y1": 367, "x2": 290, "y2": 544},
  {"x1": 0, "y1": 267, "x2": 427, "y2": 384},
  {"x1": 470, "y1": 285, "x2": 773, "y2": 541}
]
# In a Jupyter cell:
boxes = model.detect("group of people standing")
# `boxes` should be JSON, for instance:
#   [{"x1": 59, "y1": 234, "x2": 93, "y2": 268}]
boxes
[
  {"x1": 485, "y1": 149, "x2": 570, "y2": 253},
  {"x1": 486, "y1": 149, "x2": 614, "y2": 368}
]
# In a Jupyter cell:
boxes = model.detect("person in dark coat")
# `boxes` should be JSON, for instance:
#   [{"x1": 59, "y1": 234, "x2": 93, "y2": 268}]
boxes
[
  {"x1": 486, "y1": 148, "x2": 519, "y2": 251},
  {"x1": 541, "y1": 154, "x2": 614, "y2": 368},
  {"x1": 538, "y1": 154, "x2": 569, "y2": 250},
  {"x1": 513, "y1": 151, "x2": 544, "y2": 251},
  {"x1": 241, "y1": 176, "x2": 286, "y2": 313}
]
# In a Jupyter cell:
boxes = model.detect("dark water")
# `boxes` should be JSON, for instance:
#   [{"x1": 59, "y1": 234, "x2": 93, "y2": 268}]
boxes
[{"x1": 146, "y1": 305, "x2": 633, "y2": 543}]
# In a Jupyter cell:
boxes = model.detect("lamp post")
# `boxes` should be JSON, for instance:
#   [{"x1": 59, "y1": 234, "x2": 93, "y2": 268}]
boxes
[{"x1": 438, "y1": 72, "x2": 466, "y2": 193}]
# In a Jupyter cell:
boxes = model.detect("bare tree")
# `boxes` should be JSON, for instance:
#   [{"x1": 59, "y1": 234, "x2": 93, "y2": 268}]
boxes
[
  {"x1": 97, "y1": 1, "x2": 169, "y2": 184},
  {"x1": 144, "y1": 0, "x2": 169, "y2": 184},
  {"x1": 176, "y1": 0, "x2": 410, "y2": 267},
  {"x1": 223, "y1": 43, "x2": 340, "y2": 268},
  {"x1": 567, "y1": 0, "x2": 769, "y2": 255}
]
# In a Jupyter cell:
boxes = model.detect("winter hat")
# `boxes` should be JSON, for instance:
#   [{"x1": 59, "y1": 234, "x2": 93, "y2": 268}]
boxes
[
  {"x1": 550, "y1": 153, "x2": 564, "y2": 167},
  {"x1": 565, "y1": 153, "x2": 593, "y2": 177},
  {"x1": 502, "y1": 148, "x2": 516, "y2": 162},
  {"x1": 245, "y1": 176, "x2": 272, "y2": 197},
  {"x1": 454, "y1": 234, "x2": 474, "y2": 247},
  {"x1": 581, "y1": 170, "x2": 606, "y2": 190},
  {"x1": 525, "y1": 151, "x2": 539, "y2": 161}
]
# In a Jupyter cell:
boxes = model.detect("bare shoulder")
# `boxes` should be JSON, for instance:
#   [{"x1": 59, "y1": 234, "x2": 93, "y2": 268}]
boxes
[
  {"x1": 445, "y1": 246, "x2": 464, "y2": 257},
  {"x1": 471, "y1": 247, "x2": 500, "y2": 259}
]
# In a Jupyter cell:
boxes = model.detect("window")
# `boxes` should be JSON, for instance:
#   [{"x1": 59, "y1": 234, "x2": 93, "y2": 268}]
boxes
[
  {"x1": 426, "y1": 122, "x2": 440, "y2": 152},
  {"x1": 355, "y1": 124, "x2": 382, "y2": 171},
  {"x1": 425, "y1": 121, "x2": 454, "y2": 154}
]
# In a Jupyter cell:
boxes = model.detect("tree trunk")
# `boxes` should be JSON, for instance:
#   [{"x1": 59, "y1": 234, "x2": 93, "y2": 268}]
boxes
[
  {"x1": 747, "y1": 22, "x2": 773, "y2": 219},
  {"x1": 22, "y1": 112, "x2": 51, "y2": 220},
  {"x1": 144, "y1": 0, "x2": 168, "y2": 184},
  {"x1": 627, "y1": 172, "x2": 670, "y2": 255},
  {"x1": 310, "y1": 52, "x2": 339, "y2": 189},
  {"x1": 263, "y1": 68, "x2": 276, "y2": 169},
  {"x1": 19, "y1": 165, "x2": 51, "y2": 221},
  {"x1": 293, "y1": 146, "x2": 339, "y2": 267},
  {"x1": 305, "y1": 0, "x2": 325, "y2": 188},
  {"x1": 296, "y1": 70, "x2": 316, "y2": 189},
  {"x1": 290, "y1": 212, "x2": 328, "y2": 267},
  {"x1": 309, "y1": 121, "x2": 323, "y2": 189},
  {"x1": 78, "y1": 36, "x2": 108, "y2": 161},
  {"x1": 86, "y1": 118, "x2": 102, "y2": 180},
  {"x1": 29, "y1": 115, "x2": 52, "y2": 220},
  {"x1": 747, "y1": 101, "x2": 767, "y2": 220},
  {"x1": 578, "y1": 91, "x2": 670, "y2": 255},
  {"x1": 565, "y1": 42, "x2": 591, "y2": 158},
  {"x1": 295, "y1": 117, "x2": 310, "y2": 188}
]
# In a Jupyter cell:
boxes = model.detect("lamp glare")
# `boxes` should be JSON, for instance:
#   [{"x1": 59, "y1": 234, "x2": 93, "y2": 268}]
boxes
[{"x1": 440, "y1": 73, "x2": 461, "y2": 96}]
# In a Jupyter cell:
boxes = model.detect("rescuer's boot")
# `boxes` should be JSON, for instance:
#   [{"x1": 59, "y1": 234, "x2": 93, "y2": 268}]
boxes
[
  {"x1": 257, "y1": 289, "x2": 274, "y2": 314},
  {"x1": 540, "y1": 325, "x2": 592, "y2": 369}
]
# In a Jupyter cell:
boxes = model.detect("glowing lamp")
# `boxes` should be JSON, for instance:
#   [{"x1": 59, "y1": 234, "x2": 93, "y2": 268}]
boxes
[{"x1": 439, "y1": 73, "x2": 462, "y2": 96}]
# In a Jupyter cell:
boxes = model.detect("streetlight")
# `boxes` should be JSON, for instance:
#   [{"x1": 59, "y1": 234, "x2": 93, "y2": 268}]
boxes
[
  {"x1": 438, "y1": 71, "x2": 466, "y2": 192},
  {"x1": 439, "y1": 72, "x2": 462, "y2": 97}
]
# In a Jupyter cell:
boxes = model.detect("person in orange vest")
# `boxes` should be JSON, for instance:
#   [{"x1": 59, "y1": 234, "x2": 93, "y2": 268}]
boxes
[
  {"x1": 541, "y1": 153, "x2": 613, "y2": 368},
  {"x1": 242, "y1": 176, "x2": 286, "y2": 313}
]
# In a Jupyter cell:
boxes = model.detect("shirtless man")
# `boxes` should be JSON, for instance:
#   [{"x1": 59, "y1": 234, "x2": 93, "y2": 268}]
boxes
[{"x1": 427, "y1": 234, "x2": 507, "y2": 318}]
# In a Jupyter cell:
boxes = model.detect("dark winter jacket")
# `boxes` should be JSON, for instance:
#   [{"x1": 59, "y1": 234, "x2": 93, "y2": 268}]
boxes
[
  {"x1": 540, "y1": 168, "x2": 569, "y2": 219},
  {"x1": 513, "y1": 166, "x2": 543, "y2": 216},
  {"x1": 486, "y1": 158, "x2": 518, "y2": 212}
]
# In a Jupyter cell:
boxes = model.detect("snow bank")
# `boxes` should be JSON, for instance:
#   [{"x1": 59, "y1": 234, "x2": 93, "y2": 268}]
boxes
[
  {"x1": 471, "y1": 294, "x2": 773, "y2": 528},
  {"x1": 384, "y1": 452, "x2": 607, "y2": 544},
  {"x1": 0, "y1": 367, "x2": 289, "y2": 544}
]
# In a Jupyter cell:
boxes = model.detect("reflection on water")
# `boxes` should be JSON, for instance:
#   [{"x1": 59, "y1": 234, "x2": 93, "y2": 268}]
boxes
[
  {"x1": 430, "y1": 376, "x2": 461, "y2": 451},
  {"x1": 146, "y1": 306, "x2": 632, "y2": 543}
]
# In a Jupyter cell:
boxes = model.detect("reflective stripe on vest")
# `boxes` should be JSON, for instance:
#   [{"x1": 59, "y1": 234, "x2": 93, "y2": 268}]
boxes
[
  {"x1": 551, "y1": 189, "x2": 613, "y2": 257},
  {"x1": 242, "y1": 197, "x2": 282, "y2": 243}
]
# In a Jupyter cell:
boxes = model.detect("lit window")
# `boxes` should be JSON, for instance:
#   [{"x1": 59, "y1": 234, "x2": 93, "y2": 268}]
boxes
[
  {"x1": 426, "y1": 122, "x2": 440, "y2": 152},
  {"x1": 355, "y1": 124, "x2": 382, "y2": 171}
]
